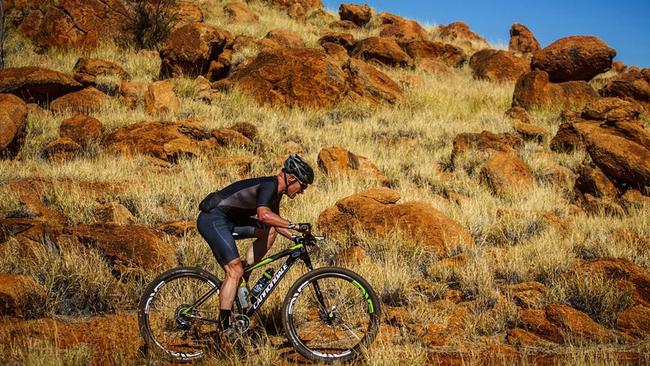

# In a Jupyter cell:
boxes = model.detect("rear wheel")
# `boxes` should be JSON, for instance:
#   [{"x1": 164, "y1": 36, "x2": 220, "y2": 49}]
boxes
[
  {"x1": 282, "y1": 267, "x2": 381, "y2": 363},
  {"x1": 138, "y1": 267, "x2": 224, "y2": 363}
]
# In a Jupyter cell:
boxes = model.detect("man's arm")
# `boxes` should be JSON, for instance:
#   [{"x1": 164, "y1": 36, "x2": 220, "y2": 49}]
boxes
[{"x1": 257, "y1": 206, "x2": 294, "y2": 239}]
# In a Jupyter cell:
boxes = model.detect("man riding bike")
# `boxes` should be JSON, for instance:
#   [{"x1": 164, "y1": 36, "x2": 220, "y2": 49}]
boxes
[{"x1": 196, "y1": 154, "x2": 314, "y2": 336}]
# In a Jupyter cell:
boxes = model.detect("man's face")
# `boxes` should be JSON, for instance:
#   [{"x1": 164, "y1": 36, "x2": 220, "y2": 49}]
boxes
[{"x1": 287, "y1": 175, "x2": 308, "y2": 199}]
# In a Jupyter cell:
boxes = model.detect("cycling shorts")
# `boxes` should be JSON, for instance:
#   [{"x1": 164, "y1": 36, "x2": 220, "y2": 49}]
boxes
[{"x1": 196, "y1": 208, "x2": 267, "y2": 267}]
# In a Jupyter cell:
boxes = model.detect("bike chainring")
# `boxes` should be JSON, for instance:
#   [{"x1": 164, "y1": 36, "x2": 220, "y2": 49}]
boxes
[{"x1": 233, "y1": 314, "x2": 250, "y2": 333}]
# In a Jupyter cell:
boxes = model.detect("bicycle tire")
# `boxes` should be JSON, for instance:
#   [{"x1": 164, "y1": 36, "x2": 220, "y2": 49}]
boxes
[
  {"x1": 282, "y1": 267, "x2": 381, "y2": 363},
  {"x1": 138, "y1": 267, "x2": 224, "y2": 363}
]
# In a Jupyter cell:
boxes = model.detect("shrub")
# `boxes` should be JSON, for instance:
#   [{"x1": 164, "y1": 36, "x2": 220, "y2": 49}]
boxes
[{"x1": 124, "y1": 0, "x2": 178, "y2": 50}]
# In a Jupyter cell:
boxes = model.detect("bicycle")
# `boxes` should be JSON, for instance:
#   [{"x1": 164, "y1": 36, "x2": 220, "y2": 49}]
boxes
[{"x1": 138, "y1": 225, "x2": 381, "y2": 363}]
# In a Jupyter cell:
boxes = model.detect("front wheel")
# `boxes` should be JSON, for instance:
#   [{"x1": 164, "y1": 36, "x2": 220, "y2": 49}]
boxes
[{"x1": 282, "y1": 267, "x2": 381, "y2": 363}]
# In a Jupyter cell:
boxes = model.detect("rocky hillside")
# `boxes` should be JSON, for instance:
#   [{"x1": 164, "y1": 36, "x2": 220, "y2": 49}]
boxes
[{"x1": 1, "y1": 1, "x2": 649, "y2": 365}]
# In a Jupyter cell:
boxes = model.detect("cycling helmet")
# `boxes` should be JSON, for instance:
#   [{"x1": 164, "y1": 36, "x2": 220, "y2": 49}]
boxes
[{"x1": 283, "y1": 154, "x2": 315, "y2": 185}]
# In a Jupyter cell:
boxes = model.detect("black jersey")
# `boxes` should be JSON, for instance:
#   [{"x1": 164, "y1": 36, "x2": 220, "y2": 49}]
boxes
[{"x1": 199, "y1": 176, "x2": 281, "y2": 220}]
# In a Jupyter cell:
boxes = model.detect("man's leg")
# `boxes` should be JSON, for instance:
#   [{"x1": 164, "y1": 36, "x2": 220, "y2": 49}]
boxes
[
  {"x1": 219, "y1": 258, "x2": 243, "y2": 329},
  {"x1": 196, "y1": 211, "x2": 241, "y2": 330},
  {"x1": 246, "y1": 227, "x2": 278, "y2": 265}
]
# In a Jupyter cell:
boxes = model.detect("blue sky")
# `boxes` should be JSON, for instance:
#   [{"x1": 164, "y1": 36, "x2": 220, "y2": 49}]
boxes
[{"x1": 323, "y1": 1, "x2": 650, "y2": 68}]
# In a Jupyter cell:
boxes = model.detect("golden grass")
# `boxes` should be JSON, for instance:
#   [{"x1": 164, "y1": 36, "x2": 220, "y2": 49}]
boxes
[{"x1": 1, "y1": 1, "x2": 649, "y2": 365}]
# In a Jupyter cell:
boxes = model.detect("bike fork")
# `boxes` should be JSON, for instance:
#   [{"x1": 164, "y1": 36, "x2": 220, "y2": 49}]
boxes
[{"x1": 301, "y1": 254, "x2": 328, "y2": 311}]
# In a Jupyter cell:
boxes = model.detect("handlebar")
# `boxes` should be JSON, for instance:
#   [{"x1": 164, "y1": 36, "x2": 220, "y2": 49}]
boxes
[{"x1": 291, "y1": 231, "x2": 325, "y2": 246}]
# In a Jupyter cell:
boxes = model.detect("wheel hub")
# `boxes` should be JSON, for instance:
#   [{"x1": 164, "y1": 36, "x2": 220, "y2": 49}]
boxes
[{"x1": 175, "y1": 304, "x2": 193, "y2": 329}]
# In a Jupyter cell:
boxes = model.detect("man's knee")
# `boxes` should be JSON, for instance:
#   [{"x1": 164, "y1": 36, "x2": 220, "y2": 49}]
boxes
[{"x1": 224, "y1": 259, "x2": 244, "y2": 279}]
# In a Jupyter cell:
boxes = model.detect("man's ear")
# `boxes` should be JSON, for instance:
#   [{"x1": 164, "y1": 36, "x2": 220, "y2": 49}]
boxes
[{"x1": 287, "y1": 174, "x2": 298, "y2": 184}]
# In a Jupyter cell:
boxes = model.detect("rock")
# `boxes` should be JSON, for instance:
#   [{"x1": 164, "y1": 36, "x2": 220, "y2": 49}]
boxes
[
  {"x1": 549, "y1": 120, "x2": 594, "y2": 153},
  {"x1": 59, "y1": 115, "x2": 104, "y2": 146},
  {"x1": 329, "y1": 19, "x2": 358, "y2": 30},
  {"x1": 214, "y1": 156, "x2": 253, "y2": 175},
  {"x1": 452, "y1": 131, "x2": 523, "y2": 157},
  {"x1": 94, "y1": 203, "x2": 136, "y2": 225},
  {"x1": 103, "y1": 120, "x2": 217, "y2": 162},
  {"x1": 215, "y1": 47, "x2": 345, "y2": 108},
  {"x1": 519, "y1": 309, "x2": 564, "y2": 343},
  {"x1": 580, "y1": 193, "x2": 625, "y2": 217},
  {"x1": 437, "y1": 21, "x2": 487, "y2": 45},
  {"x1": 265, "y1": 0, "x2": 323, "y2": 17},
  {"x1": 570, "y1": 259, "x2": 650, "y2": 307},
  {"x1": 506, "y1": 328, "x2": 551, "y2": 347},
  {"x1": 583, "y1": 123, "x2": 650, "y2": 188},
  {"x1": 72, "y1": 58, "x2": 130, "y2": 86},
  {"x1": 399, "y1": 40, "x2": 467, "y2": 68},
  {"x1": 574, "y1": 165, "x2": 618, "y2": 199},
  {"x1": 318, "y1": 31, "x2": 355, "y2": 50},
  {"x1": 0, "y1": 274, "x2": 46, "y2": 319},
  {"x1": 215, "y1": 47, "x2": 402, "y2": 108},
  {"x1": 223, "y1": 1, "x2": 259, "y2": 22},
  {"x1": 599, "y1": 69, "x2": 650, "y2": 110},
  {"x1": 261, "y1": 29, "x2": 306, "y2": 49},
  {"x1": 501, "y1": 282, "x2": 547, "y2": 309},
  {"x1": 159, "y1": 22, "x2": 234, "y2": 79},
  {"x1": 509, "y1": 23, "x2": 540, "y2": 55},
  {"x1": 0, "y1": 67, "x2": 83, "y2": 104},
  {"x1": 229, "y1": 122, "x2": 258, "y2": 140},
  {"x1": 512, "y1": 70, "x2": 598, "y2": 110},
  {"x1": 212, "y1": 128, "x2": 253, "y2": 148},
  {"x1": 338, "y1": 3, "x2": 371, "y2": 27},
  {"x1": 118, "y1": 81, "x2": 147, "y2": 109},
  {"x1": 469, "y1": 49, "x2": 530, "y2": 82},
  {"x1": 479, "y1": 152, "x2": 535, "y2": 196},
  {"x1": 317, "y1": 146, "x2": 389, "y2": 185},
  {"x1": 37, "y1": 0, "x2": 129, "y2": 49},
  {"x1": 380, "y1": 19, "x2": 428, "y2": 42},
  {"x1": 144, "y1": 81, "x2": 180, "y2": 117},
  {"x1": 71, "y1": 224, "x2": 175, "y2": 270},
  {"x1": 545, "y1": 304, "x2": 612, "y2": 342},
  {"x1": 173, "y1": 1, "x2": 204, "y2": 27},
  {"x1": 531, "y1": 36, "x2": 616, "y2": 82},
  {"x1": 156, "y1": 220, "x2": 196, "y2": 237},
  {"x1": 344, "y1": 58, "x2": 404, "y2": 104},
  {"x1": 16, "y1": 10, "x2": 44, "y2": 39},
  {"x1": 317, "y1": 188, "x2": 474, "y2": 258},
  {"x1": 617, "y1": 306, "x2": 650, "y2": 339},
  {"x1": 419, "y1": 58, "x2": 454, "y2": 76},
  {"x1": 43, "y1": 137, "x2": 82, "y2": 161},
  {"x1": 351, "y1": 37, "x2": 413, "y2": 68},
  {"x1": 582, "y1": 97, "x2": 642, "y2": 122},
  {"x1": 0, "y1": 94, "x2": 29, "y2": 159},
  {"x1": 602, "y1": 120, "x2": 650, "y2": 151},
  {"x1": 322, "y1": 42, "x2": 349, "y2": 64},
  {"x1": 620, "y1": 189, "x2": 650, "y2": 210},
  {"x1": 611, "y1": 61, "x2": 627, "y2": 73},
  {"x1": 513, "y1": 121, "x2": 548, "y2": 142},
  {"x1": 0, "y1": 314, "x2": 141, "y2": 365},
  {"x1": 49, "y1": 87, "x2": 111, "y2": 114}
]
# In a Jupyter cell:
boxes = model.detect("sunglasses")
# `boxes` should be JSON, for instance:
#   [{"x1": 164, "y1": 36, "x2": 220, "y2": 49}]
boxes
[{"x1": 295, "y1": 180, "x2": 308, "y2": 191}]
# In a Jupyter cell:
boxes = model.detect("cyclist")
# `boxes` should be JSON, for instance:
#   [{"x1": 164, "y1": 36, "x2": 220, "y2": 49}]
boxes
[{"x1": 197, "y1": 154, "x2": 314, "y2": 334}]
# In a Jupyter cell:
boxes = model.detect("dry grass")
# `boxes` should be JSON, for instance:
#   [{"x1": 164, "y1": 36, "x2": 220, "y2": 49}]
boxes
[{"x1": 1, "y1": 1, "x2": 649, "y2": 365}]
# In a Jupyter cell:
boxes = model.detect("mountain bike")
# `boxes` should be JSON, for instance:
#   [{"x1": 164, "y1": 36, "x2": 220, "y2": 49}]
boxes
[{"x1": 138, "y1": 226, "x2": 381, "y2": 363}]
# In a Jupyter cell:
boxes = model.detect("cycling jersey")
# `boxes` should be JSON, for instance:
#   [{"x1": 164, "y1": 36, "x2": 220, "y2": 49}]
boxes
[
  {"x1": 197, "y1": 176, "x2": 281, "y2": 266},
  {"x1": 199, "y1": 176, "x2": 281, "y2": 219}
]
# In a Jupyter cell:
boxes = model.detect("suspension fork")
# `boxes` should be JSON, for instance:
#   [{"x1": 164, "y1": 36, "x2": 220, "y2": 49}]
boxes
[{"x1": 301, "y1": 250, "x2": 328, "y2": 310}]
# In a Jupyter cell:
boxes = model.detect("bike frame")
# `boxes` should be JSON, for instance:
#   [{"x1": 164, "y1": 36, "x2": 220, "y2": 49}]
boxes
[{"x1": 186, "y1": 242, "x2": 326, "y2": 321}]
